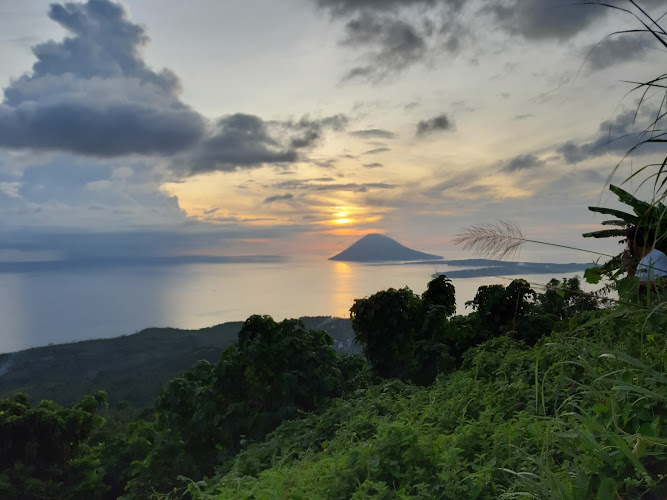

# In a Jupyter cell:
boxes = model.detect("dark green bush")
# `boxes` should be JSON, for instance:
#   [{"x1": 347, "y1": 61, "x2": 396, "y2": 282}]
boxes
[
  {"x1": 0, "y1": 391, "x2": 107, "y2": 500},
  {"x1": 350, "y1": 286, "x2": 422, "y2": 380},
  {"x1": 125, "y1": 315, "x2": 342, "y2": 497}
]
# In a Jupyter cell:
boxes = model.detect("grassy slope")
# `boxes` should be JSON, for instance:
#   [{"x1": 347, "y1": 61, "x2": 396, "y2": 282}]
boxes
[
  {"x1": 0, "y1": 316, "x2": 356, "y2": 408},
  {"x1": 193, "y1": 309, "x2": 666, "y2": 499}
]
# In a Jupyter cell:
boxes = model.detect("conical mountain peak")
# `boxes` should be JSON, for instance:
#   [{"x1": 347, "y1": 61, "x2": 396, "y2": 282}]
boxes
[{"x1": 329, "y1": 233, "x2": 441, "y2": 262}]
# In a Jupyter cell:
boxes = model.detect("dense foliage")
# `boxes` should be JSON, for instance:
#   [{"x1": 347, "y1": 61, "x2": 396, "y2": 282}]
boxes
[
  {"x1": 0, "y1": 274, "x2": 665, "y2": 499},
  {"x1": 195, "y1": 304, "x2": 667, "y2": 500},
  {"x1": 350, "y1": 276, "x2": 598, "y2": 386},
  {"x1": 124, "y1": 315, "x2": 345, "y2": 497},
  {"x1": 0, "y1": 391, "x2": 107, "y2": 499},
  {"x1": 584, "y1": 185, "x2": 667, "y2": 283}
]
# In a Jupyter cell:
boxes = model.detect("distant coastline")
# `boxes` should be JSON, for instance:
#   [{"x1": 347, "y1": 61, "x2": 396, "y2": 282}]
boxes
[{"x1": 360, "y1": 258, "x2": 590, "y2": 278}]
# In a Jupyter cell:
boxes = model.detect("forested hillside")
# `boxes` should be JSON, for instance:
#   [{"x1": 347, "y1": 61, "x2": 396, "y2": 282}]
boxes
[
  {"x1": 1, "y1": 274, "x2": 665, "y2": 499},
  {"x1": 0, "y1": 317, "x2": 355, "y2": 408}
]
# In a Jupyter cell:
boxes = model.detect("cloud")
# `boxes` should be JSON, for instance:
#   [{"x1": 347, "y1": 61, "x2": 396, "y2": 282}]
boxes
[
  {"x1": 363, "y1": 147, "x2": 391, "y2": 154},
  {"x1": 340, "y1": 12, "x2": 427, "y2": 82},
  {"x1": 349, "y1": 128, "x2": 396, "y2": 139},
  {"x1": 263, "y1": 193, "x2": 294, "y2": 204},
  {"x1": 315, "y1": 0, "x2": 467, "y2": 81},
  {"x1": 175, "y1": 113, "x2": 346, "y2": 175},
  {"x1": 0, "y1": 0, "x2": 204, "y2": 157},
  {"x1": 489, "y1": 0, "x2": 667, "y2": 42},
  {"x1": 178, "y1": 114, "x2": 297, "y2": 174},
  {"x1": 584, "y1": 34, "x2": 650, "y2": 71},
  {"x1": 273, "y1": 179, "x2": 395, "y2": 193},
  {"x1": 557, "y1": 109, "x2": 647, "y2": 164},
  {"x1": 416, "y1": 113, "x2": 454, "y2": 137},
  {"x1": 18, "y1": 160, "x2": 112, "y2": 204},
  {"x1": 286, "y1": 114, "x2": 348, "y2": 148},
  {"x1": 316, "y1": 0, "x2": 667, "y2": 81},
  {"x1": 488, "y1": 0, "x2": 603, "y2": 42},
  {"x1": 316, "y1": 0, "x2": 446, "y2": 16},
  {"x1": 0, "y1": 1, "x2": 348, "y2": 176},
  {"x1": 503, "y1": 153, "x2": 545, "y2": 172},
  {"x1": 364, "y1": 162, "x2": 384, "y2": 168}
]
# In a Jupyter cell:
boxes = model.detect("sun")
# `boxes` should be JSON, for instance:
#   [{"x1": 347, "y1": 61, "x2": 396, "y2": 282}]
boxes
[{"x1": 335, "y1": 218, "x2": 350, "y2": 224}]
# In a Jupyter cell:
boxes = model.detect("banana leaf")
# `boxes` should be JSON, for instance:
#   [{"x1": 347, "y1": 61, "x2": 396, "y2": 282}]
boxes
[
  {"x1": 586, "y1": 206, "x2": 638, "y2": 224},
  {"x1": 608, "y1": 184, "x2": 654, "y2": 216},
  {"x1": 601, "y1": 220, "x2": 628, "y2": 226},
  {"x1": 582, "y1": 229, "x2": 627, "y2": 238}
]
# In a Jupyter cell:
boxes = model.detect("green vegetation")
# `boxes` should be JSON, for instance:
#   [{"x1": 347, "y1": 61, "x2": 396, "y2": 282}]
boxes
[
  {"x1": 584, "y1": 184, "x2": 667, "y2": 283},
  {"x1": 0, "y1": 323, "x2": 242, "y2": 408},
  {"x1": 0, "y1": 317, "x2": 356, "y2": 409},
  {"x1": 0, "y1": 391, "x2": 107, "y2": 499},
  {"x1": 206, "y1": 310, "x2": 666, "y2": 500},
  {"x1": 125, "y1": 315, "x2": 345, "y2": 497},
  {"x1": 4, "y1": 272, "x2": 666, "y2": 499}
]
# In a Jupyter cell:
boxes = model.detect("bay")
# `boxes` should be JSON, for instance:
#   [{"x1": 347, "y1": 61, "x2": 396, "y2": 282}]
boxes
[{"x1": 0, "y1": 258, "x2": 587, "y2": 354}]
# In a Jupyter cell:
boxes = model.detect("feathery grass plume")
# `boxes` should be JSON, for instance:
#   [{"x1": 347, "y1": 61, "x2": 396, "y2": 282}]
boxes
[
  {"x1": 452, "y1": 219, "x2": 525, "y2": 260},
  {"x1": 453, "y1": 219, "x2": 615, "y2": 261}
]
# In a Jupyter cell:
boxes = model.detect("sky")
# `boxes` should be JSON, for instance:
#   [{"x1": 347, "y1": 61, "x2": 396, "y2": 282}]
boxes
[{"x1": 0, "y1": 0, "x2": 665, "y2": 265}]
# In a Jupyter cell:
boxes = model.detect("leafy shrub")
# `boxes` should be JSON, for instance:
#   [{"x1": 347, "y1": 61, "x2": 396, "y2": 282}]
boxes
[
  {"x1": 208, "y1": 305, "x2": 666, "y2": 500},
  {"x1": 538, "y1": 276, "x2": 600, "y2": 320},
  {"x1": 125, "y1": 315, "x2": 342, "y2": 497},
  {"x1": 466, "y1": 279, "x2": 536, "y2": 336},
  {"x1": 421, "y1": 274, "x2": 456, "y2": 317},
  {"x1": 350, "y1": 286, "x2": 422, "y2": 380},
  {"x1": 0, "y1": 391, "x2": 107, "y2": 500}
]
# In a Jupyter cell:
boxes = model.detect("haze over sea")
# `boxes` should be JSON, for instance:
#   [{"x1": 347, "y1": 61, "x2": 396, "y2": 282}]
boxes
[{"x1": 0, "y1": 246, "x2": 591, "y2": 354}]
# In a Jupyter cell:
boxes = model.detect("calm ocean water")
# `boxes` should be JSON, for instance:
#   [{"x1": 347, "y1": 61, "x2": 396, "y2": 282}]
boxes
[{"x1": 0, "y1": 258, "x2": 587, "y2": 354}]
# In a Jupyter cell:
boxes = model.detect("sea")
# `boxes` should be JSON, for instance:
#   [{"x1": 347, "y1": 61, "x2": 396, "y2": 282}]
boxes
[{"x1": 0, "y1": 253, "x2": 593, "y2": 354}]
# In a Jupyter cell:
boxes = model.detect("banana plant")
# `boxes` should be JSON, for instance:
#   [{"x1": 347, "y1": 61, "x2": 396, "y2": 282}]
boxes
[
  {"x1": 584, "y1": 184, "x2": 667, "y2": 248},
  {"x1": 582, "y1": 185, "x2": 667, "y2": 283}
]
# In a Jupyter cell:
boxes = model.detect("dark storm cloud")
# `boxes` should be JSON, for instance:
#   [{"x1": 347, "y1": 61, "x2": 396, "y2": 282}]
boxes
[
  {"x1": 349, "y1": 129, "x2": 396, "y2": 139},
  {"x1": 263, "y1": 193, "x2": 294, "y2": 204},
  {"x1": 315, "y1": 0, "x2": 466, "y2": 81},
  {"x1": 503, "y1": 153, "x2": 545, "y2": 172},
  {"x1": 178, "y1": 113, "x2": 346, "y2": 174},
  {"x1": 182, "y1": 114, "x2": 298, "y2": 174},
  {"x1": 314, "y1": 0, "x2": 667, "y2": 82},
  {"x1": 316, "y1": 0, "x2": 467, "y2": 17},
  {"x1": 489, "y1": 0, "x2": 667, "y2": 43},
  {"x1": 1, "y1": 0, "x2": 348, "y2": 175},
  {"x1": 316, "y1": 0, "x2": 439, "y2": 15},
  {"x1": 585, "y1": 34, "x2": 650, "y2": 71},
  {"x1": 0, "y1": 0, "x2": 205, "y2": 157},
  {"x1": 557, "y1": 109, "x2": 647, "y2": 164},
  {"x1": 489, "y1": 0, "x2": 602, "y2": 41},
  {"x1": 416, "y1": 113, "x2": 454, "y2": 137},
  {"x1": 341, "y1": 12, "x2": 427, "y2": 81}
]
